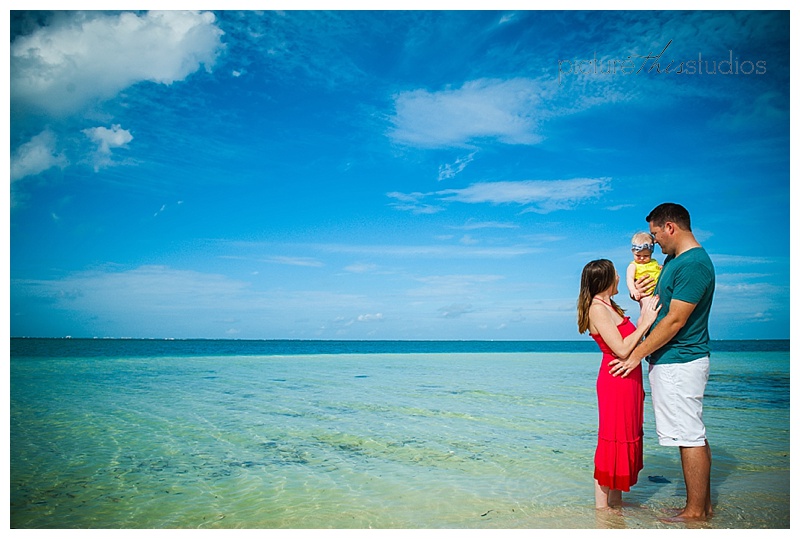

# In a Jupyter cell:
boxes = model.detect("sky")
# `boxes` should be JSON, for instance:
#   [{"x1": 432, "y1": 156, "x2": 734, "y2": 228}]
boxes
[{"x1": 7, "y1": 8, "x2": 791, "y2": 341}]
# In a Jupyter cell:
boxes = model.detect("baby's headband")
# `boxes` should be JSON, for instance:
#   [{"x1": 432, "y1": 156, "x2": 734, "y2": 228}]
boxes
[{"x1": 632, "y1": 233, "x2": 655, "y2": 252}]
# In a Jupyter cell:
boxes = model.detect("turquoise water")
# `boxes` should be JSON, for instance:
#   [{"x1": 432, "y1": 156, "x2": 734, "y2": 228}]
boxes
[{"x1": 10, "y1": 339, "x2": 790, "y2": 529}]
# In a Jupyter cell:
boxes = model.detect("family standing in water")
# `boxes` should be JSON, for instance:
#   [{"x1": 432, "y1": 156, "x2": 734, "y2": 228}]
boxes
[{"x1": 578, "y1": 203, "x2": 716, "y2": 522}]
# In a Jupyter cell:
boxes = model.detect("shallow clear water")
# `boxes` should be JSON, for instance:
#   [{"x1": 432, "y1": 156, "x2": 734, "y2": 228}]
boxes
[{"x1": 10, "y1": 342, "x2": 790, "y2": 529}]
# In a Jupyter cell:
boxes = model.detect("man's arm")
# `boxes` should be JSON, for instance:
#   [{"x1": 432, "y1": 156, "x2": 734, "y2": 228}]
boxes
[{"x1": 608, "y1": 299, "x2": 697, "y2": 377}]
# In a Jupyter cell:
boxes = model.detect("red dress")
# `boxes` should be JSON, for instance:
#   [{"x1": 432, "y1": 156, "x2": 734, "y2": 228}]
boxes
[{"x1": 590, "y1": 317, "x2": 644, "y2": 491}]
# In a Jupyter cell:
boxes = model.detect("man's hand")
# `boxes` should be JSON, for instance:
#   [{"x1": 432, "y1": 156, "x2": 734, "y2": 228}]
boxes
[{"x1": 631, "y1": 275, "x2": 654, "y2": 300}]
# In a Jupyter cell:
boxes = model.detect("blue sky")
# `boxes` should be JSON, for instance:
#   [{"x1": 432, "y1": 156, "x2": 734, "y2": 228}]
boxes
[{"x1": 8, "y1": 9, "x2": 790, "y2": 340}]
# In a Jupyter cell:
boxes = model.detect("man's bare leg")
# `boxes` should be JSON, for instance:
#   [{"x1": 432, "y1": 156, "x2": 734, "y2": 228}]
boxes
[
  {"x1": 665, "y1": 440, "x2": 712, "y2": 521},
  {"x1": 704, "y1": 441, "x2": 712, "y2": 515}
]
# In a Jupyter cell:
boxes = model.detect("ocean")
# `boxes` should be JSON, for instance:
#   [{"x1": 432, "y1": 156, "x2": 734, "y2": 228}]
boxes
[{"x1": 10, "y1": 338, "x2": 790, "y2": 529}]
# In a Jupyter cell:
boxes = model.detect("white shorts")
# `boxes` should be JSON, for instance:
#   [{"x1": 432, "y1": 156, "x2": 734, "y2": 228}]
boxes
[{"x1": 648, "y1": 357, "x2": 710, "y2": 447}]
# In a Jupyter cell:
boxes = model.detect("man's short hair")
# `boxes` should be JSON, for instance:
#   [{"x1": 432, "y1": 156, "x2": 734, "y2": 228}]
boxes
[{"x1": 646, "y1": 203, "x2": 692, "y2": 231}]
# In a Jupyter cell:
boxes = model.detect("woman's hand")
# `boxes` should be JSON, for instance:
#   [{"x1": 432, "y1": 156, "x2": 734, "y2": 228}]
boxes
[
  {"x1": 638, "y1": 294, "x2": 661, "y2": 328},
  {"x1": 609, "y1": 356, "x2": 642, "y2": 378}
]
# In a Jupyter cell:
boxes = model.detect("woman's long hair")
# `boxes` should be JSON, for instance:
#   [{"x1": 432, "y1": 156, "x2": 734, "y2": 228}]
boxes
[{"x1": 577, "y1": 259, "x2": 625, "y2": 334}]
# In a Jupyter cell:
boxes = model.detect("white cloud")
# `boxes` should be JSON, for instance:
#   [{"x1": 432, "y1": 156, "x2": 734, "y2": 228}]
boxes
[
  {"x1": 711, "y1": 254, "x2": 775, "y2": 266},
  {"x1": 410, "y1": 274, "x2": 505, "y2": 298},
  {"x1": 16, "y1": 265, "x2": 249, "y2": 312},
  {"x1": 82, "y1": 124, "x2": 134, "y2": 171},
  {"x1": 389, "y1": 78, "x2": 543, "y2": 148},
  {"x1": 357, "y1": 313, "x2": 384, "y2": 322},
  {"x1": 439, "y1": 178, "x2": 610, "y2": 207},
  {"x1": 83, "y1": 125, "x2": 134, "y2": 154},
  {"x1": 498, "y1": 13, "x2": 519, "y2": 25},
  {"x1": 10, "y1": 130, "x2": 68, "y2": 182},
  {"x1": 390, "y1": 178, "x2": 611, "y2": 214},
  {"x1": 386, "y1": 191, "x2": 423, "y2": 203},
  {"x1": 344, "y1": 263, "x2": 379, "y2": 273},
  {"x1": 11, "y1": 11, "x2": 224, "y2": 116},
  {"x1": 438, "y1": 303, "x2": 473, "y2": 318},
  {"x1": 386, "y1": 191, "x2": 444, "y2": 214},
  {"x1": 438, "y1": 152, "x2": 477, "y2": 181},
  {"x1": 153, "y1": 201, "x2": 183, "y2": 218},
  {"x1": 452, "y1": 220, "x2": 519, "y2": 230},
  {"x1": 317, "y1": 243, "x2": 538, "y2": 258},
  {"x1": 265, "y1": 256, "x2": 325, "y2": 267},
  {"x1": 710, "y1": 280, "x2": 787, "y2": 324},
  {"x1": 11, "y1": 265, "x2": 373, "y2": 338}
]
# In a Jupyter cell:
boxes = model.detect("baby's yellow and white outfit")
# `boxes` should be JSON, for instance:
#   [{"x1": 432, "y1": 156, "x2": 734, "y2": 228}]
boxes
[{"x1": 632, "y1": 259, "x2": 661, "y2": 296}]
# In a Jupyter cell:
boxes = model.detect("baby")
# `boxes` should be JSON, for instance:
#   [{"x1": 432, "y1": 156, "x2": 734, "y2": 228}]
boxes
[{"x1": 626, "y1": 232, "x2": 661, "y2": 301}]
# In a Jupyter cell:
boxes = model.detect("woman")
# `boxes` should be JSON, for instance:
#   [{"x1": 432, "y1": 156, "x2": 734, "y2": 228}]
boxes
[{"x1": 578, "y1": 259, "x2": 661, "y2": 510}]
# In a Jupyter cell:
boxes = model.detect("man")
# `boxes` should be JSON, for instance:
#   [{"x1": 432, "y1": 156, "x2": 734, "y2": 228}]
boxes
[{"x1": 609, "y1": 203, "x2": 715, "y2": 522}]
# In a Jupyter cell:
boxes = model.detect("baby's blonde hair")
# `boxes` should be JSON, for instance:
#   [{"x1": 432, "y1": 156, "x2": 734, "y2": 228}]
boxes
[{"x1": 631, "y1": 232, "x2": 654, "y2": 253}]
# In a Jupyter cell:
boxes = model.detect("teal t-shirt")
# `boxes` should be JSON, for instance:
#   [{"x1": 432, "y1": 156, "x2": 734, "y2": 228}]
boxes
[{"x1": 647, "y1": 247, "x2": 715, "y2": 365}]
